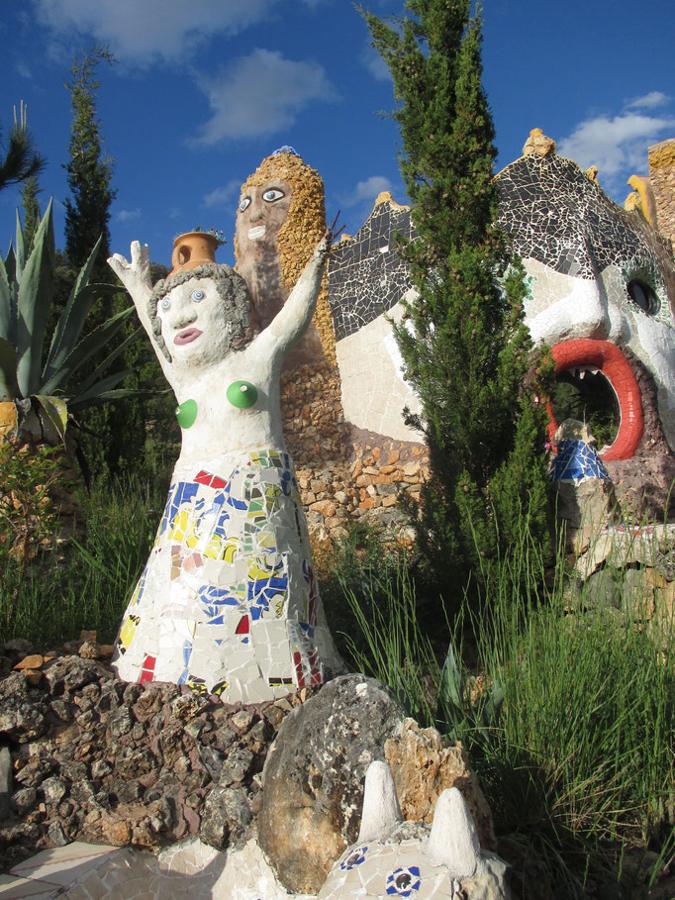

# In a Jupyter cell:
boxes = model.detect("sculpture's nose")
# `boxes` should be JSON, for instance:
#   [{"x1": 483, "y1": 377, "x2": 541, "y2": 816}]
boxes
[
  {"x1": 527, "y1": 277, "x2": 609, "y2": 346},
  {"x1": 169, "y1": 297, "x2": 197, "y2": 329},
  {"x1": 249, "y1": 196, "x2": 264, "y2": 223}
]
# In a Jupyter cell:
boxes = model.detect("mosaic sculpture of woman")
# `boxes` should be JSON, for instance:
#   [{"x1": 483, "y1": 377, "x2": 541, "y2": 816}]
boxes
[{"x1": 107, "y1": 232, "x2": 343, "y2": 703}]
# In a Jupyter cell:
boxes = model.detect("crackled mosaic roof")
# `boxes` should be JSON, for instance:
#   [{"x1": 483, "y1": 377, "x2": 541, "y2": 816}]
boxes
[
  {"x1": 496, "y1": 154, "x2": 672, "y2": 287},
  {"x1": 328, "y1": 200, "x2": 415, "y2": 341}
]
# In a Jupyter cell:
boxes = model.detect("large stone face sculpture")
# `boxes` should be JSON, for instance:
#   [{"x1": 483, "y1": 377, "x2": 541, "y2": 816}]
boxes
[
  {"x1": 235, "y1": 147, "x2": 336, "y2": 370},
  {"x1": 326, "y1": 138, "x2": 675, "y2": 518},
  {"x1": 107, "y1": 235, "x2": 342, "y2": 703}
]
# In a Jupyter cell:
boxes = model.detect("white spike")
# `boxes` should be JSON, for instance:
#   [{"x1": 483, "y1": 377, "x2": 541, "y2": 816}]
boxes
[
  {"x1": 426, "y1": 787, "x2": 481, "y2": 879},
  {"x1": 358, "y1": 760, "x2": 402, "y2": 842}
]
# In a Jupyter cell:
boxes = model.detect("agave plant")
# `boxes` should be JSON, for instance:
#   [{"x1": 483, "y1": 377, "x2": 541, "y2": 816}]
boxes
[{"x1": 0, "y1": 200, "x2": 137, "y2": 445}]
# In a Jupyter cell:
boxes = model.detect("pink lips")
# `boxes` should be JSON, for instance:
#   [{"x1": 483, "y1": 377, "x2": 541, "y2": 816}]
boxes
[{"x1": 174, "y1": 328, "x2": 203, "y2": 346}]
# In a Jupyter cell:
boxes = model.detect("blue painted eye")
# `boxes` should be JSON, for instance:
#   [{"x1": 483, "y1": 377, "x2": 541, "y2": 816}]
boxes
[
  {"x1": 191, "y1": 289, "x2": 205, "y2": 302},
  {"x1": 239, "y1": 196, "x2": 251, "y2": 212},
  {"x1": 262, "y1": 188, "x2": 285, "y2": 203},
  {"x1": 160, "y1": 297, "x2": 171, "y2": 311}
]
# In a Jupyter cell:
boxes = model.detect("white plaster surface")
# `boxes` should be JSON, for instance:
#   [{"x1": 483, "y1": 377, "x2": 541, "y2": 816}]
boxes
[{"x1": 336, "y1": 298, "x2": 422, "y2": 443}]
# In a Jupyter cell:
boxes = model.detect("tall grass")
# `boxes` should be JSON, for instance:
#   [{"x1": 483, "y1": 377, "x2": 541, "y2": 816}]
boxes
[
  {"x1": 1, "y1": 476, "x2": 159, "y2": 647},
  {"x1": 335, "y1": 521, "x2": 673, "y2": 897}
]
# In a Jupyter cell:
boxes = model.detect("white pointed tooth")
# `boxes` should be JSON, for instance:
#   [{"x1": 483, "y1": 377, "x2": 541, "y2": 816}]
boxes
[
  {"x1": 358, "y1": 761, "x2": 402, "y2": 842},
  {"x1": 590, "y1": 367, "x2": 599, "y2": 375},
  {"x1": 426, "y1": 787, "x2": 481, "y2": 879},
  {"x1": 579, "y1": 369, "x2": 586, "y2": 379}
]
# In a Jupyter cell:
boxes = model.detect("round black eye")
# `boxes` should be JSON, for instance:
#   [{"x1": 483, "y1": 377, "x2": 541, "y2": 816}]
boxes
[
  {"x1": 628, "y1": 279, "x2": 659, "y2": 315},
  {"x1": 396, "y1": 874, "x2": 412, "y2": 888},
  {"x1": 239, "y1": 196, "x2": 251, "y2": 212},
  {"x1": 262, "y1": 188, "x2": 285, "y2": 203}
]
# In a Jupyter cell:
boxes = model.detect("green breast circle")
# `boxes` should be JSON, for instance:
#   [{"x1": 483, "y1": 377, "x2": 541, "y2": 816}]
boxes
[
  {"x1": 175, "y1": 398, "x2": 198, "y2": 429},
  {"x1": 227, "y1": 381, "x2": 258, "y2": 409}
]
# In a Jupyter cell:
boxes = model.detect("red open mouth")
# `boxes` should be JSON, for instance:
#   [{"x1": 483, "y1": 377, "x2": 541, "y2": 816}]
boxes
[
  {"x1": 174, "y1": 328, "x2": 203, "y2": 346},
  {"x1": 547, "y1": 339, "x2": 644, "y2": 461}
]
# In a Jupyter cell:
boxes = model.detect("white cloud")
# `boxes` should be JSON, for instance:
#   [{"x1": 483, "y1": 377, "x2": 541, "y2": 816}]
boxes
[
  {"x1": 203, "y1": 179, "x2": 242, "y2": 208},
  {"x1": 558, "y1": 110, "x2": 675, "y2": 189},
  {"x1": 193, "y1": 49, "x2": 337, "y2": 144},
  {"x1": 361, "y1": 43, "x2": 391, "y2": 82},
  {"x1": 15, "y1": 62, "x2": 32, "y2": 79},
  {"x1": 343, "y1": 175, "x2": 393, "y2": 207},
  {"x1": 626, "y1": 91, "x2": 670, "y2": 110},
  {"x1": 32, "y1": 0, "x2": 279, "y2": 65},
  {"x1": 116, "y1": 207, "x2": 141, "y2": 222}
]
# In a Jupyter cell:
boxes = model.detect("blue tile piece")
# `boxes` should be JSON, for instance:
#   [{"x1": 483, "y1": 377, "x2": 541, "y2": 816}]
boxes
[{"x1": 550, "y1": 439, "x2": 609, "y2": 483}]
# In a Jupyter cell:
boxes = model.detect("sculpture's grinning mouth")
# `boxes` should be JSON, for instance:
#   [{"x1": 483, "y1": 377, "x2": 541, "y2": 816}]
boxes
[
  {"x1": 548, "y1": 339, "x2": 644, "y2": 460},
  {"x1": 248, "y1": 226, "x2": 266, "y2": 240},
  {"x1": 174, "y1": 327, "x2": 203, "y2": 346}
]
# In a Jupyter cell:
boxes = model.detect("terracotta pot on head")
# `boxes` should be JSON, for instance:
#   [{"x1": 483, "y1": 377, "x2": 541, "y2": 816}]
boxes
[{"x1": 170, "y1": 231, "x2": 219, "y2": 276}]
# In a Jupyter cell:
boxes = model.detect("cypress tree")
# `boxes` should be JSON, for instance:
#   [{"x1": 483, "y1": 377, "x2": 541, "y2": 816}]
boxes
[
  {"x1": 365, "y1": 0, "x2": 550, "y2": 591},
  {"x1": 64, "y1": 46, "x2": 116, "y2": 278},
  {"x1": 21, "y1": 175, "x2": 41, "y2": 251}
]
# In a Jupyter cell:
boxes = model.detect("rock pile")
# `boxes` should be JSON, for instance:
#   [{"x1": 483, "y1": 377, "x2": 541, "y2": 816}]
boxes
[{"x1": 0, "y1": 637, "x2": 308, "y2": 875}]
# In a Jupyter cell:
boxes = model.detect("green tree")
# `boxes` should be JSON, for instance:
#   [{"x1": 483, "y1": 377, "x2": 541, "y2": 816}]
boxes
[
  {"x1": 62, "y1": 46, "x2": 147, "y2": 480},
  {"x1": 21, "y1": 175, "x2": 41, "y2": 251},
  {"x1": 0, "y1": 101, "x2": 45, "y2": 193},
  {"x1": 64, "y1": 46, "x2": 116, "y2": 277},
  {"x1": 365, "y1": 1, "x2": 551, "y2": 592}
]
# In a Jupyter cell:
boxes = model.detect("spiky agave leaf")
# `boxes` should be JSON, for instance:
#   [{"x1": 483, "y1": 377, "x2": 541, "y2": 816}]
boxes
[
  {"x1": 68, "y1": 371, "x2": 135, "y2": 411},
  {"x1": 32, "y1": 394, "x2": 68, "y2": 445},
  {"x1": 40, "y1": 305, "x2": 134, "y2": 396},
  {"x1": 16, "y1": 200, "x2": 55, "y2": 397},
  {"x1": 0, "y1": 256, "x2": 15, "y2": 344},
  {"x1": 0, "y1": 336, "x2": 18, "y2": 400},
  {"x1": 43, "y1": 235, "x2": 117, "y2": 381},
  {"x1": 14, "y1": 209, "x2": 25, "y2": 281},
  {"x1": 74, "y1": 326, "x2": 141, "y2": 396}
]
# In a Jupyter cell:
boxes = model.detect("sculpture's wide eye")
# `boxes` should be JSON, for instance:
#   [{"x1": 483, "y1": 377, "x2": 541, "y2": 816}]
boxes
[
  {"x1": 191, "y1": 289, "x2": 205, "y2": 302},
  {"x1": 239, "y1": 196, "x2": 251, "y2": 212},
  {"x1": 160, "y1": 297, "x2": 171, "y2": 311},
  {"x1": 262, "y1": 188, "x2": 285, "y2": 203}
]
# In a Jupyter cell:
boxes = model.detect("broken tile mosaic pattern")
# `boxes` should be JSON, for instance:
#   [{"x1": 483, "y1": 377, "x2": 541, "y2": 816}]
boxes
[
  {"x1": 113, "y1": 448, "x2": 332, "y2": 704},
  {"x1": 328, "y1": 199, "x2": 415, "y2": 342}
]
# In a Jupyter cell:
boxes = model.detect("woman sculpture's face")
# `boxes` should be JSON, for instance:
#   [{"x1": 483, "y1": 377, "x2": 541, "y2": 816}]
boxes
[
  {"x1": 156, "y1": 277, "x2": 233, "y2": 370},
  {"x1": 235, "y1": 179, "x2": 292, "y2": 263}
]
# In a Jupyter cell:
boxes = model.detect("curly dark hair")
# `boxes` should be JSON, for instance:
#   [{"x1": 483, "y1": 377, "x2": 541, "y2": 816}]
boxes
[{"x1": 149, "y1": 263, "x2": 256, "y2": 363}]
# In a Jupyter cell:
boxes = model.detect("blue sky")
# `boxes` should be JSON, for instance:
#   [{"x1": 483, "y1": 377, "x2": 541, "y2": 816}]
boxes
[{"x1": 1, "y1": 0, "x2": 673, "y2": 268}]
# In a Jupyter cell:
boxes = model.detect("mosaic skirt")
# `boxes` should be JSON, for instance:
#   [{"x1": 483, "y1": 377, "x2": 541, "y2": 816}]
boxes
[{"x1": 113, "y1": 448, "x2": 338, "y2": 703}]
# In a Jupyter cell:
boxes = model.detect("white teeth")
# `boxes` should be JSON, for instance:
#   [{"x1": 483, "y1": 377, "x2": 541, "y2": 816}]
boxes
[
  {"x1": 579, "y1": 370, "x2": 586, "y2": 379},
  {"x1": 248, "y1": 226, "x2": 266, "y2": 240}
]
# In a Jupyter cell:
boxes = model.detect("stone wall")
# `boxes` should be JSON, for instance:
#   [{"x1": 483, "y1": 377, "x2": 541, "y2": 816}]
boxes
[
  {"x1": 280, "y1": 361, "x2": 428, "y2": 553},
  {"x1": 649, "y1": 139, "x2": 675, "y2": 252}
]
